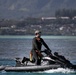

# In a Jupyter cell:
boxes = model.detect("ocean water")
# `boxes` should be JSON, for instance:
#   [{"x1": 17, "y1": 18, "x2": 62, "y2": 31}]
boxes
[{"x1": 0, "y1": 36, "x2": 76, "y2": 75}]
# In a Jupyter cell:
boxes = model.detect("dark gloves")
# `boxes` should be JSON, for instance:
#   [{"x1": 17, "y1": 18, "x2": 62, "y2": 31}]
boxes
[{"x1": 43, "y1": 49, "x2": 52, "y2": 55}]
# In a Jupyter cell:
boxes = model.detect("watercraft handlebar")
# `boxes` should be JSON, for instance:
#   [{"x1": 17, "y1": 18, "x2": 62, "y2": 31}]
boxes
[{"x1": 41, "y1": 49, "x2": 52, "y2": 56}]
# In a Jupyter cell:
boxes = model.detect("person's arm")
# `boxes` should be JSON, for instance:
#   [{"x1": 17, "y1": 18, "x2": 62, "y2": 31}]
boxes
[{"x1": 41, "y1": 38, "x2": 51, "y2": 51}]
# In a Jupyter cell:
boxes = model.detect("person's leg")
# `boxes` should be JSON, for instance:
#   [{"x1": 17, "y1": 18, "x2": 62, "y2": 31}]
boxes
[
  {"x1": 33, "y1": 50, "x2": 42, "y2": 65},
  {"x1": 37, "y1": 57, "x2": 41, "y2": 65},
  {"x1": 33, "y1": 51, "x2": 38, "y2": 65}
]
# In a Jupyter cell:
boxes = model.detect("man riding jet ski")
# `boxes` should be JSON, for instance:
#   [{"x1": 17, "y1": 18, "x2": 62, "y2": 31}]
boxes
[
  {"x1": 20, "y1": 30, "x2": 75, "y2": 69},
  {"x1": 30, "y1": 30, "x2": 51, "y2": 65}
]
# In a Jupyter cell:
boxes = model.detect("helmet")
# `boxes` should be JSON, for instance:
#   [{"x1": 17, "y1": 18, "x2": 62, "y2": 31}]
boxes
[{"x1": 35, "y1": 30, "x2": 41, "y2": 34}]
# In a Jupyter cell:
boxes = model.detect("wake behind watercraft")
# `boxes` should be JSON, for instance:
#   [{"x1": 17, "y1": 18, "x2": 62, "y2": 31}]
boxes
[{"x1": 0, "y1": 49, "x2": 76, "y2": 72}]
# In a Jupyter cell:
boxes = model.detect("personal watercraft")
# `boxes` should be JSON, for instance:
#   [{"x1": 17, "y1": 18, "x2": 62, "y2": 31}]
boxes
[{"x1": 0, "y1": 49, "x2": 76, "y2": 72}]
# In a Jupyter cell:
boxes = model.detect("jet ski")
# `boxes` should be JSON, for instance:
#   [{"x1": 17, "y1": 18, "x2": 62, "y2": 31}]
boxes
[{"x1": 2, "y1": 49, "x2": 76, "y2": 72}]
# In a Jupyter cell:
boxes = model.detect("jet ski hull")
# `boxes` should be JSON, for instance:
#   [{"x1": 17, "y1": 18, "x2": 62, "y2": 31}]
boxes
[
  {"x1": 0, "y1": 64, "x2": 76, "y2": 72},
  {"x1": 5, "y1": 65, "x2": 60, "y2": 72}
]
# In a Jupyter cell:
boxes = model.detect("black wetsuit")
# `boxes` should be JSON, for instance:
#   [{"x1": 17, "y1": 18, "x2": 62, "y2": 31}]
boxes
[{"x1": 32, "y1": 37, "x2": 50, "y2": 65}]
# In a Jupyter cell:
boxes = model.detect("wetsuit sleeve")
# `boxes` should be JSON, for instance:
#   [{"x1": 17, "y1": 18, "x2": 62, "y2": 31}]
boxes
[
  {"x1": 41, "y1": 38, "x2": 51, "y2": 51},
  {"x1": 32, "y1": 38, "x2": 40, "y2": 51}
]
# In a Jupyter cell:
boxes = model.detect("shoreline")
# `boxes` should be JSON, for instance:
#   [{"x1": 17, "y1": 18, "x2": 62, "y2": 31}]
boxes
[{"x1": 0, "y1": 35, "x2": 76, "y2": 39}]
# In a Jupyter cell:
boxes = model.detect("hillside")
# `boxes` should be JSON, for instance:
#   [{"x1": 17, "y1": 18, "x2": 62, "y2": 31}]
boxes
[
  {"x1": 0, "y1": 18, "x2": 76, "y2": 35},
  {"x1": 0, "y1": 0, "x2": 76, "y2": 19}
]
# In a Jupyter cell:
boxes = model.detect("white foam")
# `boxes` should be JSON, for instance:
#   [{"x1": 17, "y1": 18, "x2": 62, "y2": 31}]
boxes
[{"x1": 44, "y1": 68, "x2": 75, "y2": 73}]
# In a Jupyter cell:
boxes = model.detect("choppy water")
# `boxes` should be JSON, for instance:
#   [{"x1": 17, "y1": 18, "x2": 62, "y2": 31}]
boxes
[{"x1": 0, "y1": 36, "x2": 76, "y2": 75}]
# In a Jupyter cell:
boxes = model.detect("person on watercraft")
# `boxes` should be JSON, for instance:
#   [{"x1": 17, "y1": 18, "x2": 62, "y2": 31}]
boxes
[{"x1": 31, "y1": 30, "x2": 51, "y2": 65}]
